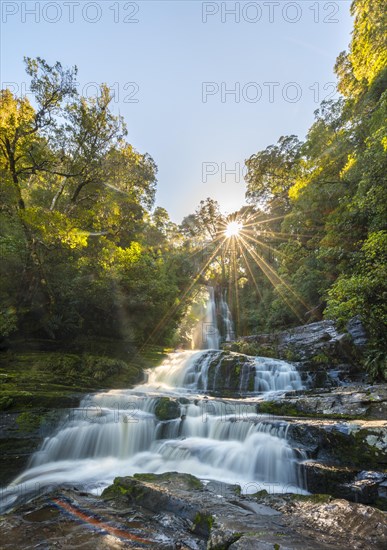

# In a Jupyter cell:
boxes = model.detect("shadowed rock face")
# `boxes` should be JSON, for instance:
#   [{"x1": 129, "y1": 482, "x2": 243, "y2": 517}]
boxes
[{"x1": 1, "y1": 473, "x2": 385, "y2": 549}]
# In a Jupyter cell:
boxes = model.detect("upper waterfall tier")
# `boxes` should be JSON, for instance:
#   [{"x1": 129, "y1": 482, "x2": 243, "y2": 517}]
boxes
[{"x1": 142, "y1": 350, "x2": 303, "y2": 394}]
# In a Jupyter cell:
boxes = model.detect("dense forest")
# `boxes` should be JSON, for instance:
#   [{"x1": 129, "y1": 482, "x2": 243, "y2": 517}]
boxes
[{"x1": 0, "y1": 0, "x2": 386, "y2": 381}]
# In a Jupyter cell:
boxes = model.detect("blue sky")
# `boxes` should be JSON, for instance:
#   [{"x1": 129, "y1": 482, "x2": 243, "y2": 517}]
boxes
[{"x1": 1, "y1": 1, "x2": 353, "y2": 222}]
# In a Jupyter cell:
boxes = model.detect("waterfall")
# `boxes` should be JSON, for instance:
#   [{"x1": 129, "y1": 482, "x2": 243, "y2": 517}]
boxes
[
  {"x1": 219, "y1": 291, "x2": 235, "y2": 341},
  {"x1": 203, "y1": 287, "x2": 220, "y2": 349},
  {"x1": 192, "y1": 286, "x2": 235, "y2": 348},
  {"x1": 254, "y1": 357, "x2": 303, "y2": 392},
  {"x1": 191, "y1": 287, "x2": 220, "y2": 350},
  {"x1": 1, "y1": 350, "x2": 307, "y2": 513}
]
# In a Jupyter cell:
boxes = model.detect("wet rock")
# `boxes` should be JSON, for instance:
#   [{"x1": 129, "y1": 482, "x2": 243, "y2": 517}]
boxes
[
  {"x1": 207, "y1": 352, "x2": 255, "y2": 393},
  {"x1": 2, "y1": 473, "x2": 387, "y2": 549},
  {"x1": 295, "y1": 451, "x2": 387, "y2": 507},
  {"x1": 154, "y1": 397, "x2": 181, "y2": 421},
  {"x1": 288, "y1": 416, "x2": 387, "y2": 467},
  {"x1": 256, "y1": 493, "x2": 387, "y2": 549},
  {"x1": 347, "y1": 316, "x2": 368, "y2": 347},
  {"x1": 238, "y1": 320, "x2": 367, "y2": 385},
  {"x1": 301, "y1": 461, "x2": 382, "y2": 504},
  {"x1": 258, "y1": 384, "x2": 387, "y2": 419},
  {"x1": 0, "y1": 408, "x2": 71, "y2": 485}
]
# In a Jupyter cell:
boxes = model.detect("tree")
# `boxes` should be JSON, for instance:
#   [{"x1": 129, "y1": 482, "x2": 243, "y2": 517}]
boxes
[
  {"x1": 0, "y1": 58, "x2": 182, "y2": 345},
  {"x1": 245, "y1": 135, "x2": 303, "y2": 210}
]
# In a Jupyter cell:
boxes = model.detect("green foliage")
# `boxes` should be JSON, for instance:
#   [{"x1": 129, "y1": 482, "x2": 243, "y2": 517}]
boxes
[
  {"x1": 0, "y1": 57, "x2": 194, "y2": 351},
  {"x1": 234, "y1": 3, "x2": 387, "y2": 363},
  {"x1": 325, "y1": 231, "x2": 387, "y2": 344},
  {"x1": 1, "y1": 1, "x2": 387, "y2": 382},
  {"x1": 0, "y1": 349, "x2": 150, "y2": 411},
  {"x1": 0, "y1": 308, "x2": 18, "y2": 338},
  {"x1": 364, "y1": 348, "x2": 387, "y2": 382}
]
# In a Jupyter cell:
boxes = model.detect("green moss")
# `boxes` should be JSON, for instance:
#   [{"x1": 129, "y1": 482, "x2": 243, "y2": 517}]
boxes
[
  {"x1": 133, "y1": 473, "x2": 159, "y2": 482},
  {"x1": 282, "y1": 348, "x2": 298, "y2": 361},
  {"x1": 101, "y1": 477, "x2": 136, "y2": 499},
  {"x1": 0, "y1": 396, "x2": 13, "y2": 410},
  {"x1": 329, "y1": 428, "x2": 386, "y2": 468},
  {"x1": 290, "y1": 493, "x2": 332, "y2": 504},
  {"x1": 258, "y1": 401, "x2": 299, "y2": 417},
  {"x1": 133, "y1": 472, "x2": 203, "y2": 490},
  {"x1": 193, "y1": 511, "x2": 214, "y2": 535},
  {"x1": 235, "y1": 341, "x2": 278, "y2": 358},
  {"x1": 16, "y1": 411, "x2": 43, "y2": 433},
  {"x1": 310, "y1": 353, "x2": 330, "y2": 365},
  {"x1": 154, "y1": 397, "x2": 180, "y2": 421},
  {"x1": 252, "y1": 489, "x2": 269, "y2": 499},
  {"x1": 0, "y1": 348, "x2": 153, "y2": 411},
  {"x1": 233, "y1": 484, "x2": 242, "y2": 496},
  {"x1": 185, "y1": 475, "x2": 203, "y2": 490},
  {"x1": 373, "y1": 498, "x2": 387, "y2": 511}
]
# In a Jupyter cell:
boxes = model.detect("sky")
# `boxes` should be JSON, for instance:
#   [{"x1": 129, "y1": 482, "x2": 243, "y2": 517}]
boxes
[{"x1": 0, "y1": 0, "x2": 354, "y2": 222}]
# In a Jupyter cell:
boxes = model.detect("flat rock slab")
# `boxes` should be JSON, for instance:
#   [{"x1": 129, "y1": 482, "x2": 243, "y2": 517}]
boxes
[{"x1": 1, "y1": 473, "x2": 386, "y2": 549}]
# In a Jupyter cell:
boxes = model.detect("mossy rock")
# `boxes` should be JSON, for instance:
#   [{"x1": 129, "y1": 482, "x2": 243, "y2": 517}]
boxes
[
  {"x1": 207, "y1": 352, "x2": 255, "y2": 393},
  {"x1": 16, "y1": 411, "x2": 44, "y2": 433},
  {"x1": 0, "y1": 396, "x2": 13, "y2": 410},
  {"x1": 179, "y1": 397, "x2": 190, "y2": 405},
  {"x1": 0, "y1": 350, "x2": 145, "y2": 412},
  {"x1": 257, "y1": 401, "x2": 299, "y2": 417},
  {"x1": 327, "y1": 427, "x2": 387, "y2": 468},
  {"x1": 133, "y1": 472, "x2": 203, "y2": 490},
  {"x1": 102, "y1": 476, "x2": 150, "y2": 503},
  {"x1": 192, "y1": 511, "x2": 215, "y2": 536},
  {"x1": 289, "y1": 493, "x2": 332, "y2": 504},
  {"x1": 154, "y1": 397, "x2": 181, "y2": 421},
  {"x1": 102, "y1": 473, "x2": 204, "y2": 522}
]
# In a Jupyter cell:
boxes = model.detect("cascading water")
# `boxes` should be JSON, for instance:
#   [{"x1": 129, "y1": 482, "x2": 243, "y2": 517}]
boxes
[
  {"x1": 219, "y1": 292, "x2": 235, "y2": 342},
  {"x1": 1, "y1": 346, "x2": 307, "y2": 513},
  {"x1": 191, "y1": 287, "x2": 220, "y2": 350},
  {"x1": 202, "y1": 287, "x2": 220, "y2": 349},
  {"x1": 254, "y1": 357, "x2": 304, "y2": 393}
]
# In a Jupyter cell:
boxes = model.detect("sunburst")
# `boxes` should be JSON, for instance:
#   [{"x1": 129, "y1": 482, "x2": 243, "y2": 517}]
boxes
[{"x1": 224, "y1": 221, "x2": 243, "y2": 238}]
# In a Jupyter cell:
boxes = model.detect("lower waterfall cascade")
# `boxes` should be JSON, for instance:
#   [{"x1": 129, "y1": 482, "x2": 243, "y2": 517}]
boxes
[{"x1": 1, "y1": 345, "x2": 307, "y2": 513}]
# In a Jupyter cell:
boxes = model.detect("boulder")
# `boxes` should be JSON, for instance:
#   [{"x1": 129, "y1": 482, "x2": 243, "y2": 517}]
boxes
[{"x1": 154, "y1": 397, "x2": 181, "y2": 421}]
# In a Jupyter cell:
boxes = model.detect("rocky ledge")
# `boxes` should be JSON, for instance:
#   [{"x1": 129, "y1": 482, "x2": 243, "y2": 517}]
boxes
[
  {"x1": 231, "y1": 318, "x2": 369, "y2": 386},
  {"x1": 258, "y1": 383, "x2": 387, "y2": 419},
  {"x1": 1, "y1": 472, "x2": 386, "y2": 549}
]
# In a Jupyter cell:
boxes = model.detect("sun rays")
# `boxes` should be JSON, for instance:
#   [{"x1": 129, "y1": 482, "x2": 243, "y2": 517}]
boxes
[
  {"x1": 224, "y1": 220, "x2": 243, "y2": 238},
  {"x1": 142, "y1": 207, "x2": 314, "y2": 346}
]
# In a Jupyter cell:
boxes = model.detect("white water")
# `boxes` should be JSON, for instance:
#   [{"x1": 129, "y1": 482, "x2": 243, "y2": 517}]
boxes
[
  {"x1": 1, "y1": 347, "x2": 307, "y2": 513},
  {"x1": 254, "y1": 357, "x2": 304, "y2": 393},
  {"x1": 1, "y1": 292, "x2": 307, "y2": 512},
  {"x1": 202, "y1": 286, "x2": 220, "y2": 349},
  {"x1": 190, "y1": 287, "x2": 220, "y2": 350},
  {"x1": 219, "y1": 292, "x2": 235, "y2": 341}
]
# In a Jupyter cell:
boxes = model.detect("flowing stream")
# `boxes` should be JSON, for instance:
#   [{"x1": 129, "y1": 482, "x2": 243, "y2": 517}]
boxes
[{"x1": 1, "y1": 291, "x2": 307, "y2": 512}]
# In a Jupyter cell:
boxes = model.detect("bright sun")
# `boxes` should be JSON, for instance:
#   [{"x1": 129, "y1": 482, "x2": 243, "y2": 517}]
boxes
[{"x1": 225, "y1": 221, "x2": 243, "y2": 238}]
